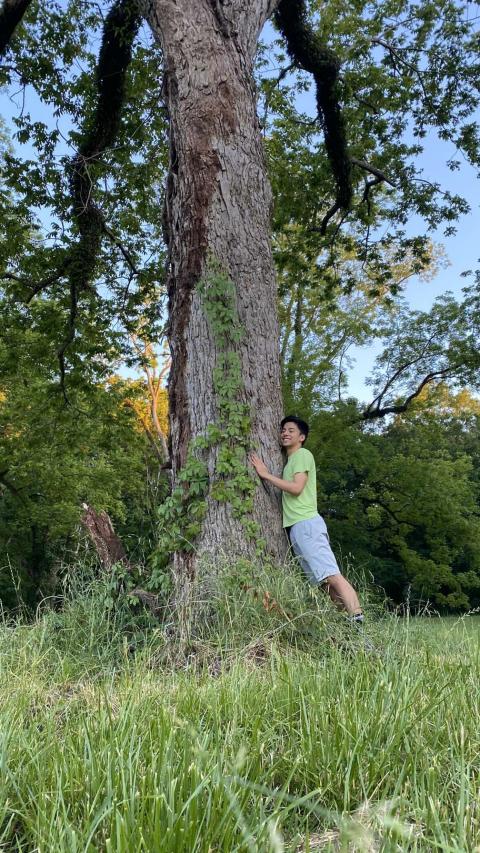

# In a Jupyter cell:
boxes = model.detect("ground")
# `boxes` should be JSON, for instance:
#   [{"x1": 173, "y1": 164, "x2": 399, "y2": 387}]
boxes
[{"x1": 0, "y1": 569, "x2": 479, "y2": 851}]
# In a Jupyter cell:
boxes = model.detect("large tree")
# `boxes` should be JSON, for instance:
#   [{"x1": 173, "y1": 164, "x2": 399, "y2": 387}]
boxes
[
  {"x1": 142, "y1": 1, "x2": 290, "y2": 581},
  {"x1": 1, "y1": 0, "x2": 479, "y2": 597}
]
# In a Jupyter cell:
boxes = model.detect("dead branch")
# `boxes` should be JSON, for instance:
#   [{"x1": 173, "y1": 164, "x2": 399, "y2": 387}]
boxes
[{"x1": 81, "y1": 503, "x2": 133, "y2": 570}]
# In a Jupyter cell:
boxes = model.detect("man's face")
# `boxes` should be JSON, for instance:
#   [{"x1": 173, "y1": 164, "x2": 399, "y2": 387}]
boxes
[{"x1": 280, "y1": 422, "x2": 305, "y2": 448}]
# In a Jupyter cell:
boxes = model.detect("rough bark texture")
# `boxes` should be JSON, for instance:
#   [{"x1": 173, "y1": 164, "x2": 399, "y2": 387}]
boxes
[
  {"x1": 81, "y1": 504, "x2": 132, "y2": 570},
  {"x1": 144, "y1": 0, "x2": 287, "y2": 579}
]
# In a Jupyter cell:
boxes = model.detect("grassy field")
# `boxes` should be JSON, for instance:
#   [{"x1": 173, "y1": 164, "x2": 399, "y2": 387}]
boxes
[{"x1": 0, "y1": 563, "x2": 479, "y2": 852}]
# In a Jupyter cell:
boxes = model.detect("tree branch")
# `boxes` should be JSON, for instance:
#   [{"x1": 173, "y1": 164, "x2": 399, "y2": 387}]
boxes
[
  {"x1": 102, "y1": 223, "x2": 140, "y2": 275},
  {"x1": 2, "y1": 260, "x2": 72, "y2": 303},
  {"x1": 350, "y1": 90, "x2": 380, "y2": 114},
  {"x1": 128, "y1": 335, "x2": 170, "y2": 462},
  {"x1": 0, "y1": 0, "x2": 33, "y2": 57},
  {"x1": 0, "y1": 469, "x2": 28, "y2": 504},
  {"x1": 361, "y1": 364, "x2": 459, "y2": 420},
  {"x1": 58, "y1": 0, "x2": 141, "y2": 394},
  {"x1": 363, "y1": 497, "x2": 416, "y2": 528},
  {"x1": 371, "y1": 37, "x2": 428, "y2": 99},
  {"x1": 364, "y1": 336, "x2": 436, "y2": 415},
  {"x1": 318, "y1": 199, "x2": 342, "y2": 235},
  {"x1": 68, "y1": 0, "x2": 141, "y2": 292},
  {"x1": 274, "y1": 0, "x2": 352, "y2": 229},
  {"x1": 124, "y1": 399, "x2": 165, "y2": 462},
  {"x1": 351, "y1": 157, "x2": 396, "y2": 187}
]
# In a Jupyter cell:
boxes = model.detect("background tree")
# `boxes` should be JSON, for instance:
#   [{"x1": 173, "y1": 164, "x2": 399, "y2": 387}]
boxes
[
  {"x1": 305, "y1": 397, "x2": 480, "y2": 610},
  {"x1": 0, "y1": 319, "x2": 167, "y2": 606}
]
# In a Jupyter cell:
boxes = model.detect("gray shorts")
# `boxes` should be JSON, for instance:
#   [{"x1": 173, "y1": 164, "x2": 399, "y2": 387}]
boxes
[{"x1": 289, "y1": 514, "x2": 341, "y2": 585}]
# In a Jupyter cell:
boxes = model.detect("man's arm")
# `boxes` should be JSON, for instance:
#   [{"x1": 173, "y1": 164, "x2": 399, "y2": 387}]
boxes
[{"x1": 250, "y1": 453, "x2": 307, "y2": 496}]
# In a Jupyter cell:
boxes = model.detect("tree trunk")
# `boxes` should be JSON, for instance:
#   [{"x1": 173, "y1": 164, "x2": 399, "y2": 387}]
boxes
[
  {"x1": 144, "y1": 0, "x2": 286, "y2": 581},
  {"x1": 81, "y1": 504, "x2": 132, "y2": 570},
  {"x1": 286, "y1": 284, "x2": 304, "y2": 394}
]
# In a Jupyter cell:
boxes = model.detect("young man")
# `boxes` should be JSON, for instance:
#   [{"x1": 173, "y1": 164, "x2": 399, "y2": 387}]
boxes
[{"x1": 250, "y1": 415, "x2": 364, "y2": 622}]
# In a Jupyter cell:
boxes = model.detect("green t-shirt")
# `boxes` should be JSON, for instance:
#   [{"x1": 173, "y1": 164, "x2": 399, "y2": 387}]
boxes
[{"x1": 282, "y1": 447, "x2": 318, "y2": 528}]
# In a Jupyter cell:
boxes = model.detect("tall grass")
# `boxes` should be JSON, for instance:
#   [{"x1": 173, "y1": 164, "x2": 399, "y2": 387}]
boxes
[{"x1": 0, "y1": 557, "x2": 479, "y2": 851}]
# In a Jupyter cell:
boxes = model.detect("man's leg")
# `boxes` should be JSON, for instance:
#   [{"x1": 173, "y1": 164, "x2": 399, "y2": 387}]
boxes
[
  {"x1": 322, "y1": 573, "x2": 362, "y2": 616},
  {"x1": 289, "y1": 517, "x2": 364, "y2": 618}
]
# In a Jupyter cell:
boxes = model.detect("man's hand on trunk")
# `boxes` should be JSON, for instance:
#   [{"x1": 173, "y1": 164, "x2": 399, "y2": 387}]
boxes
[{"x1": 250, "y1": 452, "x2": 269, "y2": 479}]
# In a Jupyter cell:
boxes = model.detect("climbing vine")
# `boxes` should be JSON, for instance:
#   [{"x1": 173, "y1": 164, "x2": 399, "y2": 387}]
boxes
[{"x1": 149, "y1": 259, "x2": 263, "y2": 592}]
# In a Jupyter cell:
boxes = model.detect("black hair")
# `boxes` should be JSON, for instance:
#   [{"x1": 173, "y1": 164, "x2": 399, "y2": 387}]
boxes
[{"x1": 280, "y1": 415, "x2": 309, "y2": 441}]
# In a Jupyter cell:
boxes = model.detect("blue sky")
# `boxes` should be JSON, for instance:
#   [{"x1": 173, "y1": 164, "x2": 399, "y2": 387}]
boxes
[
  {"x1": 277, "y1": 54, "x2": 480, "y2": 402},
  {"x1": 348, "y1": 141, "x2": 479, "y2": 400},
  {"x1": 1, "y1": 18, "x2": 479, "y2": 405},
  {"x1": 348, "y1": 143, "x2": 479, "y2": 401}
]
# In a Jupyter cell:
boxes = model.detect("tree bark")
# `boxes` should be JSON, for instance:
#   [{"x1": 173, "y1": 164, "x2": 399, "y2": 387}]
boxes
[
  {"x1": 144, "y1": 0, "x2": 286, "y2": 581},
  {"x1": 286, "y1": 284, "x2": 304, "y2": 394},
  {"x1": 81, "y1": 504, "x2": 132, "y2": 570}
]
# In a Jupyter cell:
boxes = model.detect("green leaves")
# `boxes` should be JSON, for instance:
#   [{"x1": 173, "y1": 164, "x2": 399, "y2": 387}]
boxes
[
  {"x1": 0, "y1": 367, "x2": 163, "y2": 606},
  {"x1": 306, "y1": 403, "x2": 480, "y2": 610},
  {"x1": 263, "y1": 0, "x2": 480, "y2": 286},
  {"x1": 150, "y1": 262, "x2": 260, "y2": 586},
  {"x1": 364, "y1": 283, "x2": 480, "y2": 418},
  {"x1": 2, "y1": 0, "x2": 480, "y2": 608},
  {"x1": 1, "y1": 1, "x2": 168, "y2": 394}
]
